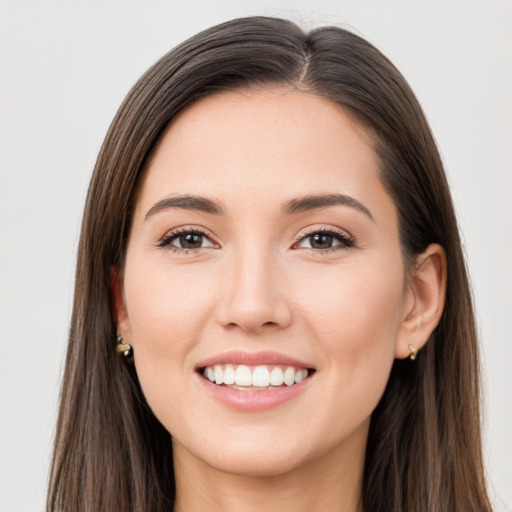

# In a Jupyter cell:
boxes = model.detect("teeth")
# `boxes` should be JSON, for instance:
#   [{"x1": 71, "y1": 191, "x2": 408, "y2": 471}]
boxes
[
  {"x1": 214, "y1": 365, "x2": 224, "y2": 385},
  {"x1": 295, "y1": 368, "x2": 308, "y2": 383},
  {"x1": 252, "y1": 366, "x2": 270, "y2": 387},
  {"x1": 283, "y1": 367, "x2": 295, "y2": 386},
  {"x1": 202, "y1": 364, "x2": 310, "y2": 388},
  {"x1": 270, "y1": 367, "x2": 284, "y2": 386},
  {"x1": 235, "y1": 365, "x2": 252, "y2": 386},
  {"x1": 223, "y1": 364, "x2": 235, "y2": 385}
]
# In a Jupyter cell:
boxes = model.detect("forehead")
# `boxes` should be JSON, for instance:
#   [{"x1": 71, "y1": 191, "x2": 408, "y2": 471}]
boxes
[{"x1": 137, "y1": 88, "x2": 393, "y2": 221}]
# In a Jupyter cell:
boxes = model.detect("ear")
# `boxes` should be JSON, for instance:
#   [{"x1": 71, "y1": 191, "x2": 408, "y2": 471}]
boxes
[
  {"x1": 395, "y1": 243, "x2": 447, "y2": 359},
  {"x1": 111, "y1": 267, "x2": 132, "y2": 342}
]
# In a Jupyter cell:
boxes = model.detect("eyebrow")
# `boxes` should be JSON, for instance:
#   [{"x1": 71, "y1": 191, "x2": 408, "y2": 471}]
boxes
[
  {"x1": 145, "y1": 194, "x2": 225, "y2": 220},
  {"x1": 144, "y1": 192, "x2": 374, "y2": 222},
  {"x1": 283, "y1": 193, "x2": 374, "y2": 221}
]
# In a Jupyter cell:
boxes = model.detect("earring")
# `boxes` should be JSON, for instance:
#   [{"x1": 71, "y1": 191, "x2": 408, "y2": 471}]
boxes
[
  {"x1": 408, "y1": 344, "x2": 419, "y2": 361},
  {"x1": 116, "y1": 335, "x2": 133, "y2": 358}
]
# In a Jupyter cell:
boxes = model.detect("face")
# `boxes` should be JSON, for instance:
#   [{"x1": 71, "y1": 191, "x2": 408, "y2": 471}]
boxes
[{"x1": 116, "y1": 88, "x2": 414, "y2": 477}]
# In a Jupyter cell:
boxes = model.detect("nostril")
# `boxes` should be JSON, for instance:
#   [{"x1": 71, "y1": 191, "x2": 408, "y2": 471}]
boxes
[
  {"x1": 223, "y1": 320, "x2": 280, "y2": 333},
  {"x1": 215, "y1": 290, "x2": 293, "y2": 333}
]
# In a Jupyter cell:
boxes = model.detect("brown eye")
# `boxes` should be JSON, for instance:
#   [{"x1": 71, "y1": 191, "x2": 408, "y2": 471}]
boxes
[
  {"x1": 158, "y1": 229, "x2": 216, "y2": 252},
  {"x1": 309, "y1": 233, "x2": 333, "y2": 249},
  {"x1": 179, "y1": 233, "x2": 204, "y2": 249},
  {"x1": 294, "y1": 229, "x2": 354, "y2": 252}
]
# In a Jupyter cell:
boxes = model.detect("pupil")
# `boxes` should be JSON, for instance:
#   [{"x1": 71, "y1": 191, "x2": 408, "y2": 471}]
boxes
[
  {"x1": 180, "y1": 233, "x2": 202, "y2": 248},
  {"x1": 310, "y1": 233, "x2": 332, "y2": 249}
]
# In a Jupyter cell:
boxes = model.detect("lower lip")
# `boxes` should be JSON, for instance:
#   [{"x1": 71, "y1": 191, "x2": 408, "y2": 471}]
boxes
[{"x1": 197, "y1": 373, "x2": 313, "y2": 411}]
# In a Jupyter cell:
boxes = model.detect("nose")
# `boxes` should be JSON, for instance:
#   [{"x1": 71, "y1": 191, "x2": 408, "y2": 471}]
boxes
[{"x1": 215, "y1": 245, "x2": 292, "y2": 334}]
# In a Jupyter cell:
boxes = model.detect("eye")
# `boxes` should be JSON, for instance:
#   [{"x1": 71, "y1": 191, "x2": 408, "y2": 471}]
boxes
[
  {"x1": 293, "y1": 228, "x2": 355, "y2": 252},
  {"x1": 158, "y1": 228, "x2": 217, "y2": 252},
  {"x1": 306, "y1": 233, "x2": 337, "y2": 250}
]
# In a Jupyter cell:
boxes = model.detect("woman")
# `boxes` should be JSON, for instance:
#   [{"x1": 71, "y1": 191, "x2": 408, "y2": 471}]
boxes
[{"x1": 47, "y1": 16, "x2": 493, "y2": 512}]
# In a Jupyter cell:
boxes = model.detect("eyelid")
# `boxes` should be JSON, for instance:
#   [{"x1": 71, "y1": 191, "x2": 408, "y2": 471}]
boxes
[
  {"x1": 155, "y1": 224, "x2": 355, "y2": 253},
  {"x1": 157, "y1": 225, "x2": 219, "y2": 250},
  {"x1": 292, "y1": 225, "x2": 356, "y2": 250}
]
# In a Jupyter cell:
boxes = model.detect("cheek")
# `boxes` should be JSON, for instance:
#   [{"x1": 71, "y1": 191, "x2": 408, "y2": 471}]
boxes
[
  {"x1": 122, "y1": 262, "x2": 213, "y2": 431},
  {"x1": 124, "y1": 260, "x2": 213, "y2": 352},
  {"x1": 296, "y1": 263, "x2": 404, "y2": 402},
  {"x1": 121, "y1": 261, "x2": 215, "y2": 410},
  {"x1": 298, "y1": 262, "x2": 404, "y2": 348}
]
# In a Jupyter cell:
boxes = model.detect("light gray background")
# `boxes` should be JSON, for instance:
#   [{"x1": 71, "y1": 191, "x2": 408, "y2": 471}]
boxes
[{"x1": 0, "y1": 1, "x2": 510, "y2": 511}]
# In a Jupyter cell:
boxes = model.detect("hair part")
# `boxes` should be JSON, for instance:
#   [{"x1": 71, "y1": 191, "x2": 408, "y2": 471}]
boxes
[{"x1": 47, "y1": 16, "x2": 492, "y2": 512}]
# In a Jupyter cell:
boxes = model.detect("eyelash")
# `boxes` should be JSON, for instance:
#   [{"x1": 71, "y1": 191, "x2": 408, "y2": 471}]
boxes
[
  {"x1": 292, "y1": 226, "x2": 356, "y2": 253},
  {"x1": 157, "y1": 226, "x2": 356, "y2": 254},
  {"x1": 157, "y1": 226, "x2": 217, "y2": 254}
]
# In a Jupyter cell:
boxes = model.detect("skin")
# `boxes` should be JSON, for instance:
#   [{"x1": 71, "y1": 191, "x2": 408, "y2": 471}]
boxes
[{"x1": 114, "y1": 88, "x2": 446, "y2": 512}]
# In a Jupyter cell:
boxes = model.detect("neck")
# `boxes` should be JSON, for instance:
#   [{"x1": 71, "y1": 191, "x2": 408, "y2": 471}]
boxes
[{"x1": 172, "y1": 432, "x2": 366, "y2": 512}]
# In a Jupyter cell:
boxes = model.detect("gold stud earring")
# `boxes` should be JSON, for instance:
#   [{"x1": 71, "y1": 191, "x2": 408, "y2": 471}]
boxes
[
  {"x1": 116, "y1": 335, "x2": 133, "y2": 358},
  {"x1": 409, "y1": 344, "x2": 419, "y2": 361}
]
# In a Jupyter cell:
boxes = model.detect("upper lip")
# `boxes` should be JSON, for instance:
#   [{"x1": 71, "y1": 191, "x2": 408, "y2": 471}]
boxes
[{"x1": 196, "y1": 350, "x2": 314, "y2": 370}]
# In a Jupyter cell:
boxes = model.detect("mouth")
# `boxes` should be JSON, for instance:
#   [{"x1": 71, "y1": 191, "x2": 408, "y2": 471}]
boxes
[
  {"x1": 195, "y1": 351, "x2": 316, "y2": 410},
  {"x1": 199, "y1": 363, "x2": 315, "y2": 390}
]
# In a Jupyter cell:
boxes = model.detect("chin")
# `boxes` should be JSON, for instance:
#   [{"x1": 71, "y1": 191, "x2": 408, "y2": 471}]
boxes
[
  {"x1": 171, "y1": 425, "x2": 311, "y2": 477},
  {"x1": 206, "y1": 449, "x2": 308, "y2": 478}
]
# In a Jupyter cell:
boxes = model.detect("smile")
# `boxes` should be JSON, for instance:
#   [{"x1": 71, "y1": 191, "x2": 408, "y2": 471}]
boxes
[
  {"x1": 196, "y1": 351, "x2": 315, "y2": 410},
  {"x1": 201, "y1": 364, "x2": 311, "y2": 389}
]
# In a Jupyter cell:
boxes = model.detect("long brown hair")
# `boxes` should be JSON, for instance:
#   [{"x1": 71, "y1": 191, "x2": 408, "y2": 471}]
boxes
[{"x1": 47, "y1": 16, "x2": 492, "y2": 511}]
